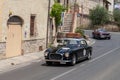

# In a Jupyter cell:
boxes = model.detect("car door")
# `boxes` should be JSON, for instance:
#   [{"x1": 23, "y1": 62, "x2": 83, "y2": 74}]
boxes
[
  {"x1": 80, "y1": 40, "x2": 88, "y2": 58},
  {"x1": 76, "y1": 40, "x2": 85, "y2": 60}
]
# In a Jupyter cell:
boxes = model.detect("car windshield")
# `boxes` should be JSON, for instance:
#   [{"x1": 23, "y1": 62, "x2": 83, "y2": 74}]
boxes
[
  {"x1": 61, "y1": 39, "x2": 81, "y2": 48},
  {"x1": 98, "y1": 28, "x2": 107, "y2": 32},
  {"x1": 63, "y1": 40, "x2": 78, "y2": 45}
]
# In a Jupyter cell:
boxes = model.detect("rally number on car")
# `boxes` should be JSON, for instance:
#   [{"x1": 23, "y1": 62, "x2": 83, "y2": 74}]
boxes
[{"x1": 83, "y1": 49, "x2": 86, "y2": 56}]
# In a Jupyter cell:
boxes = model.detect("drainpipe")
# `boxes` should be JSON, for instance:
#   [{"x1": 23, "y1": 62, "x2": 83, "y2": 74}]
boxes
[{"x1": 46, "y1": 0, "x2": 51, "y2": 48}]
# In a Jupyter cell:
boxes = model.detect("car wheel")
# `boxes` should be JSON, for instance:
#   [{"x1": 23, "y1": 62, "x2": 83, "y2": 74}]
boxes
[
  {"x1": 108, "y1": 37, "x2": 111, "y2": 40},
  {"x1": 87, "y1": 52, "x2": 92, "y2": 60},
  {"x1": 46, "y1": 61, "x2": 52, "y2": 65},
  {"x1": 92, "y1": 34, "x2": 95, "y2": 39},
  {"x1": 70, "y1": 54, "x2": 76, "y2": 66},
  {"x1": 97, "y1": 36, "x2": 101, "y2": 39}
]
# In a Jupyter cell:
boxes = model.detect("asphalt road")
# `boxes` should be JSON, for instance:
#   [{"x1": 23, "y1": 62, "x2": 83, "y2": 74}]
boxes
[{"x1": 0, "y1": 31, "x2": 120, "y2": 80}]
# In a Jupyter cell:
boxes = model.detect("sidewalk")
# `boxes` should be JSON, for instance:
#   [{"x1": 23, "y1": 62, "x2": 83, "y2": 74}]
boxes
[{"x1": 0, "y1": 51, "x2": 44, "y2": 73}]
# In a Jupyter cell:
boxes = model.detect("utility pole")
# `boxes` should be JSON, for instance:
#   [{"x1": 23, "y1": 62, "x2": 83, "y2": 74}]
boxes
[{"x1": 46, "y1": 0, "x2": 51, "y2": 48}]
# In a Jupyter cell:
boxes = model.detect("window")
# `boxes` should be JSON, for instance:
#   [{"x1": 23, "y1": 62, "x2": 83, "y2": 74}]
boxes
[
  {"x1": 69, "y1": 40, "x2": 78, "y2": 45},
  {"x1": 30, "y1": 15, "x2": 36, "y2": 36},
  {"x1": 80, "y1": 40, "x2": 87, "y2": 47}
]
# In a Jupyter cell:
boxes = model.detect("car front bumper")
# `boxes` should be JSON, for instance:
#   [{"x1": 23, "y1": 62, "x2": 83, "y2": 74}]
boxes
[
  {"x1": 45, "y1": 59, "x2": 72, "y2": 64},
  {"x1": 100, "y1": 35, "x2": 110, "y2": 38}
]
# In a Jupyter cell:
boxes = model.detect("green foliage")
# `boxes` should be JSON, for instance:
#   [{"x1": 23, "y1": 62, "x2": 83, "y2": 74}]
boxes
[
  {"x1": 89, "y1": 5, "x2": 109, "y2": 26},
  {"x1": 75, "y1": 27, "x2": 84, "y2": 36},
  {"x1": 113, "y1": 9, "x2": 120, "y2": 27},
  {"x1": 50, "y1": 1, "x2": 65, "y2": 32}
]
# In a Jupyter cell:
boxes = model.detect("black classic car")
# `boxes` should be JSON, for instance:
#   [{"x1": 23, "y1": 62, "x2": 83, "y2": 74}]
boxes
[
  {"x1": 92, "y1": 28, "x2": 111, "y2": 39},
  {"x1": 44, "y1": 38, "x2": 92, "y2": 66}
]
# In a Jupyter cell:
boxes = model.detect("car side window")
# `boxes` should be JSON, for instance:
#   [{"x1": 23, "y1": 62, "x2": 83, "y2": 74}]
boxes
[{"x1": 80, "y1": 40, "x2": 87, "y2": 47}]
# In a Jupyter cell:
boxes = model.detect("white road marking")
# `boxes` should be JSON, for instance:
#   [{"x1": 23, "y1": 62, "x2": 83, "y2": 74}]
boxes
[
  {"x1": 50, "y1": 68, "x2": 77, "y2": 80},
  {"x1": 80, "y1": 64, "x2": 86, "y2": 67},
  {"x1": 89, "y1": 47, "x2": 120, "y2": 63}
]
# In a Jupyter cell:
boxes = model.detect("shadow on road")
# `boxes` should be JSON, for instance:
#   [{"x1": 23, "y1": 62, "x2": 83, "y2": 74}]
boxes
[{"x1": 41, "y1": 59, "x2": 89, "y2": 67}]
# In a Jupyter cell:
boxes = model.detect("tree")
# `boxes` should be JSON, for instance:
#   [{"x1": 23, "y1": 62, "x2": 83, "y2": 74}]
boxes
[
  {"x1": 50, "y1": 1, "x2": 65, "y2": 32},
  {"x1": 75, "y1": 27, "x2": 88, "y2": 39},
  {"x1": 113, "y1": 9, "x2": 120, "y2": 31},
  {"x1": 75, "y1": 27, "x2": 84, "y2": 37},
  {"x1": 89, "y1": 5, "x2": 109, "y2": 28}
]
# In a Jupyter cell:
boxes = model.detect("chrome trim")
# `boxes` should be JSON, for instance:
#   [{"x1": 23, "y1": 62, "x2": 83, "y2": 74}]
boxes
[
  {"x1": 45, "y1": 59, "x2": 72, "y2": 64},
  {"x1": 49, "y1": 53, "x2": 63, "y2": 60}
]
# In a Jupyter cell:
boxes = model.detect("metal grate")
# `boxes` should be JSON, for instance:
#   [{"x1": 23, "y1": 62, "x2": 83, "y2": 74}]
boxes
[{"x1": 50, "y1": 54, "x2": 62, "y2": 60}]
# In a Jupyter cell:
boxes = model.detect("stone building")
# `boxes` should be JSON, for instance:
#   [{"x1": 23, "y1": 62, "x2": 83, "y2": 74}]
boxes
[
  {"x1": 75, "y1": 0, "x2": 114, "y2": 28},
  {"x1": 0, "y1": 0, "x2": 54, "y2": 58},
  {"x1": 76, "y1": 0, "x2": 113, "y2": 15}
]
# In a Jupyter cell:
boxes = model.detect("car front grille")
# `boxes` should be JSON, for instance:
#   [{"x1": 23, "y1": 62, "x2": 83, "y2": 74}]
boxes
[
  {"x1": 49, "y1": 54, "x2": 62, "y2": 60},
  {"x1": 102, "y1": 34, "x2": 109, "y2": 36}
]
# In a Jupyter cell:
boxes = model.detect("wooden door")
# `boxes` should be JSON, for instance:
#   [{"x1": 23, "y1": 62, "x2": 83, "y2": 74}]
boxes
[{"x1": 6, "y1": 25, "x2": 22, "y2": 58}]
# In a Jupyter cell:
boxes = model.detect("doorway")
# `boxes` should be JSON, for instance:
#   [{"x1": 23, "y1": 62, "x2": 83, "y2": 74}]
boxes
[{"x1": 6, "y1": 16, "x2": 23, "y2": 58}]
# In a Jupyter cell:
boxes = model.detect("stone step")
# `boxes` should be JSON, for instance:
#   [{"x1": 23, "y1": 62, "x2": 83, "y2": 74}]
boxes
[
  {"x1": 62, "y1": 27, "x2": 71, "y2": 29},
  {"x1": 64, "y1": 21, "x2": 72, "y2": 23},
  {"x1": 64, "y1": 22, "x2": 72, "y2": 24},
  {"x1": 62, "y1": 13, "x2": 73, "y2": 33},
  {"x1": 64, "y1": 18, "x2": 72, "y2": 20},
  {"x1": 65, "y1": 16, "x2": 72, "y2": 18},
  {"x1": 64, "y1": 24, "x2": 72, "y2": 26},
  {"x1": 62, "y1": 29, "x2": 71, "y2": 32},
  {"x1": 64, "y1": 19, "x2": 72, "y2": 21}
]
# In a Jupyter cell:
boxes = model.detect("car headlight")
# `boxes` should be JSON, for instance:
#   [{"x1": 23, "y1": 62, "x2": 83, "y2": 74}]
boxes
[
  {"x1": 65, "y1": 53, "x2": 69, "y2": 58},
  {"x1": 44, "y1": 52, "x2": 49, "y2": 57}
]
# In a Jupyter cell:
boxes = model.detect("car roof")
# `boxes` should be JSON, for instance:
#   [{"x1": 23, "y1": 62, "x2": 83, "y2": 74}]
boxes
[{"x1": 58, "y1": 38, "x2": 85, "y2": 41}]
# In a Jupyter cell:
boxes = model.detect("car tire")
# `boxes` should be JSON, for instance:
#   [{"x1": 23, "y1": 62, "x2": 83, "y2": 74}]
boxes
[
  {"x1": 97, "y1": 35, "x2": 101, "y2": 39},
  {"x1": 108, "y1": 37, "x2": 111, "y2": 40},
  {"x1": 46, "y1": 61, "x2": 52, "y2": 65},
  {"x1": 70, "y1": 54, "x2": 76, "y2": 66},
  {"x1": 87, "y1": 51, "x2": 92, "y2": 60},
  {"x1": 92, "y1": 34, "x2": 95, "y2": 39}
]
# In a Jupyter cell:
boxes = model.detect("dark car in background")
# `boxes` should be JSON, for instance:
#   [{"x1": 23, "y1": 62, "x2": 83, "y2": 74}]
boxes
[
  {"x1": 92, "y1": 28, "x2": 111, "y2": 39},
  {"x1": 44, "y1": 38, "x2": 92, "y2": 66}
]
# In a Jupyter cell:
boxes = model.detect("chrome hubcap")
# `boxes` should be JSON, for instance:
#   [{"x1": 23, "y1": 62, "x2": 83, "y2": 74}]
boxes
[{"x1": 72, "y1": 55, "x2": 76, "y2": 64}]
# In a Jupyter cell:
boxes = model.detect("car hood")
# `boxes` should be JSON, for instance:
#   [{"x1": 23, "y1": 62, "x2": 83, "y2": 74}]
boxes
[
  {"x1": 55, "y1": 47, "x2": 70, "y2": 54},
  {"x1": 100, "y1": 31, "x2": 110, "y2": 34}
]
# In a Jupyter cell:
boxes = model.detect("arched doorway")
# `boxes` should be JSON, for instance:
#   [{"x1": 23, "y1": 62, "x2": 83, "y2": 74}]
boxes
[{"x1": 6, "y1": 16, "x2": 23, "y2": 58}]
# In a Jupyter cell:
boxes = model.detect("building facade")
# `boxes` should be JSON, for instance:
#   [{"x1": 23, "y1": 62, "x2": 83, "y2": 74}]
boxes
[
  {"x1": 0, "y1": 0, "x2": 54, "y2": 58},
  {"x1": 76, "y1": 0, "x2": 114, "y2": 15},
  {"x1": 75, "y1": 0, "x2": 114, "y2": 28}
]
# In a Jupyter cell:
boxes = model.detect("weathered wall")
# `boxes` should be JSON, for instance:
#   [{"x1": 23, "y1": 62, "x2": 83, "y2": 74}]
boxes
[
  {"x1": 0, "y1": 42, "x2": 6, "y2": 54},
  {"x1": 0, "y1": 0, "x2": 4, "y2": 42},
  {"x1": 77, "y1": 15, "x2": 90, "y2": 28},
  {"x1": 22, "y1": 39, "x2": 46, "y2": 54},
  {"x1": 76, "y1": 0, "x2": 103, "y2": 15},
  {"x1": 1, "y1": 0, "x2": 49, "y2": 41}
]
